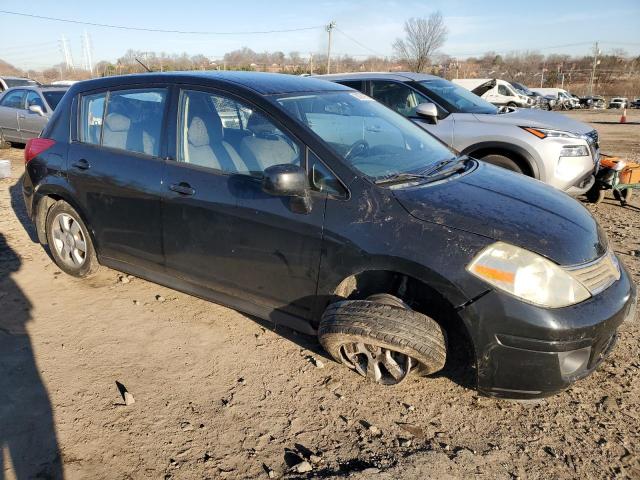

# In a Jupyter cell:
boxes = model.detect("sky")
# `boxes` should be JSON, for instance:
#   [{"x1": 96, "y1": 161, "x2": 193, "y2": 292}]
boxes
[{"x1": 1, "y1": 0, "x2": 639, "y2": 70}]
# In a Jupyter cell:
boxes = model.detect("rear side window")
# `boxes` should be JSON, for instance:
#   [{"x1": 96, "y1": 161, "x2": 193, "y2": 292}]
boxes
[
  {"x1": 103, "y1": 90, "x2": 166, "y2": 156},
  {"x1": 79, "y1": 89, "x2": 167, "y2": 156},
  {"x1": 80, "y1": 93, "x2": 106, "y2": 145},
  {"x1": 338, "y1": 80, "x2": 365, "y2": 92}
]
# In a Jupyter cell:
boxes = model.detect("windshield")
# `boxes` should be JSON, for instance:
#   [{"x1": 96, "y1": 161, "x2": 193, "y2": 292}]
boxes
[
  {"x1": 275, "y1": 91, "x2": 456, "y2": 181},
  {"x1": 43, "y1": 91, "x2": 66, "y2": 110},
  {"x1": 5, "y1": 78, "x2": 38, "y2": 88},
  {"x1": 511, "y1": 81, "x2": 533, "y2": 95},
  {"x1": 417, "y1": 79, "x2": 497, "y2": 114}
]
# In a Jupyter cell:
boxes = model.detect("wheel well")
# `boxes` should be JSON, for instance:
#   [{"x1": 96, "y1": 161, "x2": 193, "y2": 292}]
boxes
[
  {"x1": 34, "y1": 194, "x2": 62, "y2": 244},
  {"x1": 332, "y1": 270, "x2": 475, "y2": 367},
  {"x1": 469, "y1": 147, "x2": 534, "y2": 177}
]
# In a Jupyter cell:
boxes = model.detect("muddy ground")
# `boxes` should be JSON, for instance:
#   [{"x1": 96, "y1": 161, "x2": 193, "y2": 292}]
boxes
[{"x1": 0, "y1": 109, "x2": 639, "y2": 480}]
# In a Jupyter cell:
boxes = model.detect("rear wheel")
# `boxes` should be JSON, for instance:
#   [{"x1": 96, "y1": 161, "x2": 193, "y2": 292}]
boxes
[
  {"x1": 318, "y1": 295, "x2": 447, "y2": 386},
  {"x1": 507, "y1": 102, "x2": 518, "y2": 108},
  {"x1": 481, "y1": 154, "x2": 523, "y2": 174},
  {"x1": 45, "y1": 200, "x2": 100, "y2": 278}
]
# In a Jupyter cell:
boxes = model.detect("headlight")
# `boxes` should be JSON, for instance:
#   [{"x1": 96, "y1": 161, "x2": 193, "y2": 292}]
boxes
[
  {"x1": 521, "y1": 127, "x2": 583, "y2": 139},
  {"x1": 467, "y1": 242, "x2": 590, "y2": 308},
  {"x1": 559, "y1": 145, "x2": 589, "y2": 157}
]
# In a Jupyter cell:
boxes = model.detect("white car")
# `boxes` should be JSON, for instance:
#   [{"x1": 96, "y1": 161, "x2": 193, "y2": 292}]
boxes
[
  {"x1": 453, "y1": 78, "x2": 531, "y2": 108},
  {"x1": 608, "y1": 98, "x2": 628, "y2": 109}
]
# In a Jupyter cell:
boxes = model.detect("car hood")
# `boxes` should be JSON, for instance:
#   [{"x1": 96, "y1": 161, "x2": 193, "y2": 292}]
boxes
[
  {"x1": 472, "y1": 108, "x2": 593, "y2": 134},
  {"x1": 393, "y1": 162, "x2": 607, "y2": 266}
]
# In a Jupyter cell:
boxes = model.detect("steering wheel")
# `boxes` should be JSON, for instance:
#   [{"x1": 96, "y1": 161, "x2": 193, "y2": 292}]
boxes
[{"x1": 344, "y1": 140, "x2": 369, "y2": 161}]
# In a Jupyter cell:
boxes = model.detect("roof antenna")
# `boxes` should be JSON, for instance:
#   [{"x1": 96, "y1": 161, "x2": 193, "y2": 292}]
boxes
[{"x1": 135, "y1": 58, "x2": 152, "y2": 72}]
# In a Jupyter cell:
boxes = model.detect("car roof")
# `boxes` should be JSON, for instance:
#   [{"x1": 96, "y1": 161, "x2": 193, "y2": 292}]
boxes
[
  {"x1": 69, "y1": 71, "x2": 350, "y2": 95},
  {"x1": 1, "y1": 85, "x2": 68, "y2": 93},
  {"x1": 316, "y1": 72, "x2": 442, "y2": 82}
]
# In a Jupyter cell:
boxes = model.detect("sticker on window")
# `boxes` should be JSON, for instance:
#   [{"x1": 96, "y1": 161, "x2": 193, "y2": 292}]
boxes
[{"x1": 349, "y1": 92, "x2": 373, "y2": 101}]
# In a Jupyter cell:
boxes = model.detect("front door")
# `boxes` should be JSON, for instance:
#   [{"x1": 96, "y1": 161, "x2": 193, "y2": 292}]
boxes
[
  {"x1": 0, "y1": 89, "x2": 25, "y2": 142},
  {"x1": 162, "y1": 88, "x2": 325, "y2": 319},
  {"x1": 19, "y1": 91, "x2": 49, "y2": 140},
  {"x1": 67, "y1": 87, "x2": 169, "y2": 268}
]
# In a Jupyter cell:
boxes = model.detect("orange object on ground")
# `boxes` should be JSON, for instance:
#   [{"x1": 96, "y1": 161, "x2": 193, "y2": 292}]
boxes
[{"x1": 620, "y1": 108, "x2": 627, "y2": 123}]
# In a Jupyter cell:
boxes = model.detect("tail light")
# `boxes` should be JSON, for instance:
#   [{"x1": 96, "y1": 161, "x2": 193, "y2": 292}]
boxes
[{"x1": 25, "y1": 138, "x2": 56, "y2": 164}]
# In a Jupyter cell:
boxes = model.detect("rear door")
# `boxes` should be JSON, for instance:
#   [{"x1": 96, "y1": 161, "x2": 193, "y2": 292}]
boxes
[
  {"x1": 162, "y1": 87, "x2": 326, "y2": 320},
  {"x1": 67, "y1": 86, "x2": 169, "y2": 269},
  {"x1": 0, "y1": 89, "x2": 25, "y2": 142}
]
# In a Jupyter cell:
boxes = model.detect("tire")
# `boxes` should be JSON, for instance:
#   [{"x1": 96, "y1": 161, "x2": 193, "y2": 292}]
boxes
[
  {"x1": 0, "y1": 129, "x2": 9, "y2": 149},
  {"x1": 318, "y1": 296, "x2": 447, "y2": 385},
  {"x1": 45, "y1": 200, "x2": 100, "y2": 278},
  {"x1": 481, "y1": 154, "x2": 523, "y2": 174},
  {"x1": 613, "y1": 189, "x2": 633, "y2": 205},
  {"x1": 507, "y1": 102, "x2": 517, "y2": 108}
]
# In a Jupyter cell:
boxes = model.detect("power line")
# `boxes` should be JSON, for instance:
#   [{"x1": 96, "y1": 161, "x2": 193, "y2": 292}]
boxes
[
  {"x1": 334, "y1": 27, "x2": 387, "y2": 57},
  {"x1": 0, "y1": 10, "x2": 324, "y2": 35}
]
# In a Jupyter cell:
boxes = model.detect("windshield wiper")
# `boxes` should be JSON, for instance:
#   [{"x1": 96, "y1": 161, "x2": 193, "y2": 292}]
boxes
[
  {"x1": 374, "y1": 157, "x2": 469, "y2": 186},
  {"x1": 422, "y1": 156, "x2": 468, "y2": 177},
  {"x1": 374, "y1": 172, "x2": 431, "y2": 186}
]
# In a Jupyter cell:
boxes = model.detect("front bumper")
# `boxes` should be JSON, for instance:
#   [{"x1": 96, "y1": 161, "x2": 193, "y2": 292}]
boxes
[{"x1": 459, "y1": 264, "x2": 636, "y2": 399}]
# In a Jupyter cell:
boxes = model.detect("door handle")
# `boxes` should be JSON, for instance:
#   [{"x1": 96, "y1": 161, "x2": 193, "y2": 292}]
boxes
[
  {"x1": 169, "y1": 182, "x2": 195, "y2": 196},
  {"x1": 71, "y1": 159, "x2": 91, "y2": 170},
  {"x1": 18, "y1": 114, "x2": 26, "y2": 119}
]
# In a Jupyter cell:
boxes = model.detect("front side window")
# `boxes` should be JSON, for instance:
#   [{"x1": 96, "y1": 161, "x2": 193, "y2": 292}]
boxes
[
  {"x1": 370, "y1": 80, "x2": 429, "y2": 117},
  {"x1": 337, "y1": 80, "x2": 365, "y2": 92},
  {"x1": 0, "y1": 89, "x2": 26, "y2": 109},
  {"x1": 498, "y1": 84, "x2": 513, "y2": 96},
  {"x1": 80, "y1": 92, "x2": 106, "y2": 145},
  {"x1": 25, "y1": 91, "x2": 45, "y2": 110},
  {"x1": 102, "y1": 89, "x2": 167, "y2": 156},
  {"x1": 418, "y1": 79, "x2": 497, "y2": 114},
  {"x1": 276, "y1": 91, "x2": 455, "y2": 181},
  {"x1": 178, "y1": 89, "x2": 300, "y2": 175}
]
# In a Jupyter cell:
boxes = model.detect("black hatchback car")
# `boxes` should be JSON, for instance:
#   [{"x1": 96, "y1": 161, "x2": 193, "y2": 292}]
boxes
[{"x1": 23, "y1": 72, "x2": 636, "y2": 399}]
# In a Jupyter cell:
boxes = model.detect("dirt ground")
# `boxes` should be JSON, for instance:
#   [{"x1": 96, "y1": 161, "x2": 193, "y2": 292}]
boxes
[{"x1": 0, "y1": 109, "x2": 639, "y2": 480}]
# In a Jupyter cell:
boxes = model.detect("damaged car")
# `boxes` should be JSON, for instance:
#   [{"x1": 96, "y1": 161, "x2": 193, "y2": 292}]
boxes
[{"x1": 23, "y1": 72, "x2": 636, "y2": 399}]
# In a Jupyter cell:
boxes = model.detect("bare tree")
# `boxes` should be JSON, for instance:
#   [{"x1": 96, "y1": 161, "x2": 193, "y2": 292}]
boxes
[{"x1": 393, "y1": 12, "x2": 448, "y2": 72}]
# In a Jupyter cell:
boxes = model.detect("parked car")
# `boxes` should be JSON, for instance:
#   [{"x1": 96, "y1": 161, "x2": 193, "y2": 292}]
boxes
[
  {"x1": 608, "y1": 97, "x2": 628, "y2": 109},
  {"x1": 23, "y1": 71, "x2": 636, "y2": 399},
  {"x1": 453, "y1": 78, "x2": 532, "y2": 108},
  {"x1": 0, "y1": 85, "x2": 69, "y2": 144},
  {"x1": 531, "y1": 88, "x2": 579, "y2": 110},
  {"x1": 0, "y1": 76, "x2": 39, "y2": 92},
  {"x1": 509, "y1": 81, "x2": 548, "y2": 109},
  {"x1": 631, "y1": 98, "x2": 640, "y2": 109},
  {"x1": 320, "y1": 72, "x2": 599, "y2": 195},
  {"x1": 579, "y1": 96, "x2": 606, "y2": 109},
  {"x1": 529, "y1": 91, "x2": 554, "y2": 110}
]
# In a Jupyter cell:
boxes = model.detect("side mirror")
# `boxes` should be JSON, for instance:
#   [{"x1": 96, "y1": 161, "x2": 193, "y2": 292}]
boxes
[
  {"x1": 28, "y1": 104, "x2": 45, "y2": 116},
  {"x1": 415, "y1": 102, "x2": 438, "y2": 124},
  {"x1": 262, "y1": 164, "x2": 312, "y2": 213}
]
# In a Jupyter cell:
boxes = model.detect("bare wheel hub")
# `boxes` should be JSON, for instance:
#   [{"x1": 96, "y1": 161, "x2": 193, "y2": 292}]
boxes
[
  {"x1": 339, "y1": 342, "x2": 414, "y2": 385},
  {"x1": 51, "y1": 213, "x2": 87, "y2": 268}
]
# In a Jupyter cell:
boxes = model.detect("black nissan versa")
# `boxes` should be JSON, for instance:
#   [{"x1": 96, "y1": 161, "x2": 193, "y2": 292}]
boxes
[{"x1": 22, "y1": 72, "x2": 636, "y2": 399}]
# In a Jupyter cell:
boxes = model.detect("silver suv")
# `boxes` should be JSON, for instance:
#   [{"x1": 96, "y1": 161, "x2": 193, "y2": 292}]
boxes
[{"x1": 320, "y1": 72, "x2": 599, "y2": 195}]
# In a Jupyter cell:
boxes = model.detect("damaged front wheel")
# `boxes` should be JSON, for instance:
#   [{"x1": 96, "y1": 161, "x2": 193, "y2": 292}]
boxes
[{"x1": 318, "y1": 295, "x2": 447, "y2": 386}]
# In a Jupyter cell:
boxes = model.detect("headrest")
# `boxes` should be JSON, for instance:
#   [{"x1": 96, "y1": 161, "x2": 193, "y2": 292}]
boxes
[
  {"x1": 104, "y1": 113, "x2": 130, "y2": 132},
  {"x1": 188, "y1": 117, "x2": 210, "y2": 147},
  {"x1": 247, "y1": 113, "x2": 277, "y2": 137}
]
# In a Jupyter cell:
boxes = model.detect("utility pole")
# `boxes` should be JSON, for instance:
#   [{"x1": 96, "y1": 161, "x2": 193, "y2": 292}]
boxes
[
  {"x1": 589, "y1": 41, "x2": 600, "y2": 97},
  {"x1": 60, "y1": 35, "x2": 74, "y2": 71},
  {"x1": 326, "y1": 21, "x2": 336, "y2": 74},
  {"x1": 309, "y1": 53, "x2": 314, "y2": 74}
]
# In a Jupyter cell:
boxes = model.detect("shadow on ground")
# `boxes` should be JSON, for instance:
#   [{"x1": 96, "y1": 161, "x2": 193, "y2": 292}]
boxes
[{"x1": 0, "y1": 231, "x2": 63, "y2": 478}]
